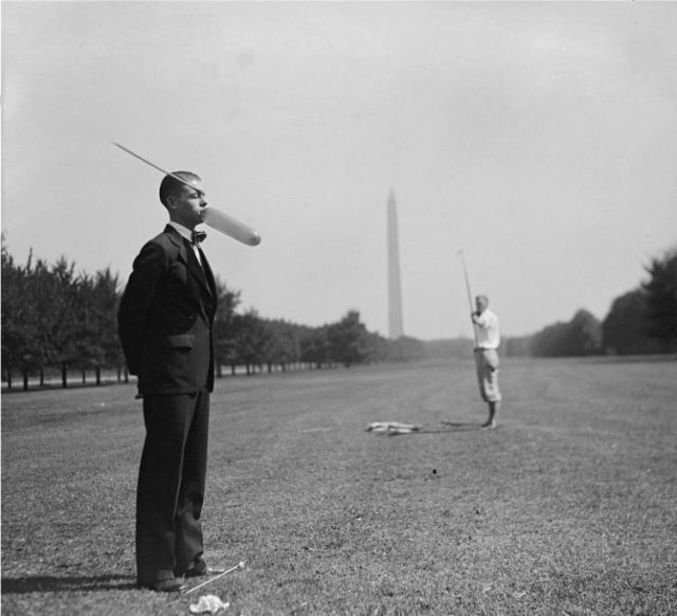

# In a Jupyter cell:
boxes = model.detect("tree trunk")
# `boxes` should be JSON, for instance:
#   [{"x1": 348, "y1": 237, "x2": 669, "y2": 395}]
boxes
[
  {"x1": 40, "y1": 367, "x2": 45, "y2": 387},
  {"x1": 62, "y1": 363, "x2": 68, "y2": 388},
  {"x1": 22, "y1": 367, "x2": 29, "y2": 391},
  {"x1": 117, "y1": 366, "x2": 122, "y2": 382},
  {"x1": 124, "y1": 367, "x2": 129, "y2": 383},
  {"x1": 96, "y1": 366, "x2": 101, "y2": 385},
  {"x1": 6, "y1": 367, "x2": 12, "y2": 390},
  {"x1": 82, "y1": 368, "x2": 87, "y2": 384}
]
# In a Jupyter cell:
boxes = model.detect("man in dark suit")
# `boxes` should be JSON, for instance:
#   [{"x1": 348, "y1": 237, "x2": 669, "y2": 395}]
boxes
[{"x1": 118, "y1": 171, "x2": 217, "y2": 592}]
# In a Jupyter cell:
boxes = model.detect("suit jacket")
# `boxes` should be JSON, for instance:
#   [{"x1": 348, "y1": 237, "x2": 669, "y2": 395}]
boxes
[{"x1": 118, "y1": 225, "x2": 217, "y2": 395}]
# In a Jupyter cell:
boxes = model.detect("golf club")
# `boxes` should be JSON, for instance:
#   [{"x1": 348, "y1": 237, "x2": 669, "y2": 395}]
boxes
[
  {"x1": 456, "y1": 249, "x2": 478, "y2": 347},
  {"x1": 184, "y1": 560, "x2": 246, "y2": 595}
]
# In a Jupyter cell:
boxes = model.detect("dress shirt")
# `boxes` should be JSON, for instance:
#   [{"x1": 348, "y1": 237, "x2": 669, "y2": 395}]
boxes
[
  {"x1": 168, "y1": 221, "x2": 203, "y2": 266},
  {"x1": 474, "y1": 309, "x2": 500, "y2": 349}
]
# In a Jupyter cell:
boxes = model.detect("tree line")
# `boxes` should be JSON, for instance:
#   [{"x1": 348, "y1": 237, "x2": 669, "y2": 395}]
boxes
[
  {"x1": 2, "y1": 238, "x2": 675, "y2": 390},
  {"x1": 1, "y1": 238, "x2": 425, "y2": 391},
  {"x1": 504, "y1": 246, "x2": 677, "y2": 357}
]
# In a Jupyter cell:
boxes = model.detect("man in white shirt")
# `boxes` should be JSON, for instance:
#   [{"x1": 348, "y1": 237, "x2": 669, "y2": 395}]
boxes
[{"x1": 471, "y1": 295, "x2": 502, "y2": 428}]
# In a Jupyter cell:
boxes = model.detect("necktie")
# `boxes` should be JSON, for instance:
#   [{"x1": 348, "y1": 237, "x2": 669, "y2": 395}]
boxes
[{"x1": 185, "y1": 236, "x2": 204, "y2": 269}]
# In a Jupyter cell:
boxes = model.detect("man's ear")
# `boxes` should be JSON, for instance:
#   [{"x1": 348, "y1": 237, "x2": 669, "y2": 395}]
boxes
[{"x1": 165, "y1": 195, "x2": 176, "y2": 211}]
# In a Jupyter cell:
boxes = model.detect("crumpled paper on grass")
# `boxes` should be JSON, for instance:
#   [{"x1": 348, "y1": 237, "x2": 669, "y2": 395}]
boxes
[
  {"x1": 188, "y1": 594, "x2": 229, "y2": 614},
  {"x1": 366, "y1": 421, "x2": 421, "y2": 435}
]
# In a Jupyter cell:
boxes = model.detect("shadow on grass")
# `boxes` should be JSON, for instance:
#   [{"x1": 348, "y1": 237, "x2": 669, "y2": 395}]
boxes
[
  {"x1": 1, "y1": 380, "x2": 129, "y2": 395},
  {"x1": 1, "y1": 574, "x2": 137, "y2": 594},
  {"x1": 419, "y1": 422, "x2": 483, "y2": 434},
  {"x1": 438, "y1": 421, "x2": 482, "y2": 430},
  {"x1": 392, "y1": 421, "x2": 482, "y2": 435}
]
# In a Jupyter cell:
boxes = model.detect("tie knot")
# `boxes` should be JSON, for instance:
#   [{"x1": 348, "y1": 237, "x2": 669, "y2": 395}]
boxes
[{"x1": 192, "y1": 230, "x2": 207, "y2": 244}]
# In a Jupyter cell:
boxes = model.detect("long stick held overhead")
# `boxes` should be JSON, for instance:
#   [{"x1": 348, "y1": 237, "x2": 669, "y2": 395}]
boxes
[
  {"x1": 457, "y1": 250, "x2": 478, "y2": 346},
  {"x1": 457, "y1": 250, "x2": 474, "y2": 313}
]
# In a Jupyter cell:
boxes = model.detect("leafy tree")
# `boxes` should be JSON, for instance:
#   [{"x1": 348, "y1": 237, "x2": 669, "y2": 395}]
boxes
[
  {"x1": 45, "y1": 257, "x2": 81, "y2": 387},
  {"x1": 367, "y1": 331, "x2": 389, "y2": 363},
  {"x1": 71, "y1": 273, "x2": 101, "y2": 382},
  {"x1": 212, "y1": 277, "x2": 241, "y2": 376},
  {"x1": 1, "y1": 241, "x2": 39, "y2": 389},
  {"x1": 232, "y1": 309, "x2": 268, "y2": 375},
  {"x1": 529, "y1": 321, "x2": 570, "y2": 357},
  {"x1": 92, "y1": 268, "x2": 126, "y2": 380},
  {"x1": 530, "y1": 309, "x2": 601, "y2": 357},
  {"x1": 642, "y1": 247, "x2": 677, "y2": 352},
  {"x1": 69, "y1": 268, "x2": 123, "y2": 384},
  {"x1": 1, "y1": 242, "x2": 81, "y2": 389},
  {"x1": 327, "y1": 310, "x2": 371, "y2": 367},
  {"x1": 2, "y1": 237, "x2": 118, "y2": 389},
  {"x1": 602, "y1": 289, "x2": 661, "y2": 355},
  {"x1": 262, "y1": 319, "x2": 301, "y2": 372},
  {"x1": 568, "y1": 309, "x2": 602, "y2": 356},
  {"x1": 299, "y1": 326, "x2": 330, "y2": 369}
]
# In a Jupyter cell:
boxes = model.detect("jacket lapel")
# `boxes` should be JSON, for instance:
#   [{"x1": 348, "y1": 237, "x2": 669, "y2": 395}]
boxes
[{"x1": 165, "y1": 225, "x2": 214, "y2": 297}]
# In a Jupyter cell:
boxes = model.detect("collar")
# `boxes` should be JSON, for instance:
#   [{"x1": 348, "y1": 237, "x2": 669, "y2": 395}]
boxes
[{"x1": 168, "y1": 220, "x2": 195, "y2": 243}]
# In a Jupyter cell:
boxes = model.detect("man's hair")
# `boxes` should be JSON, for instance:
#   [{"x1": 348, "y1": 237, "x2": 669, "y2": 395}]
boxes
[
  {"x1": 159, "y1": 171, "x2": 201, "y2": 207},
  {"x1": 476, "y1": 294, "x2": 489, "y2": 305}
]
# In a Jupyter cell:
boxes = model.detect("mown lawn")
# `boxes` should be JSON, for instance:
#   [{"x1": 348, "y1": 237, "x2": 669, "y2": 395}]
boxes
[{"x1": 2, "y1": 357, "x2": 676, "y2": 615}]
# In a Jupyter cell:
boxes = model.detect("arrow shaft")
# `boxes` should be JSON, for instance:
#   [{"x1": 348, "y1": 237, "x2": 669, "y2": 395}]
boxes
[{"x1": 112, "y1": 142, "x2": 204, "y2": 196}]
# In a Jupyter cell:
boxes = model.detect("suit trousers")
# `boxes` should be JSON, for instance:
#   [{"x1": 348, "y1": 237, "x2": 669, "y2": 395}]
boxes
[{"x1": 136, "y1": 390, "x2": 210, "y2": 585}]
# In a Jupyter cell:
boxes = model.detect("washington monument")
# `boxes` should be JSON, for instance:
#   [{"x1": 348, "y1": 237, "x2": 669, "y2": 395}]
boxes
[{"x1": 387, "y1": 190, "x2": 404, "y2": 339}]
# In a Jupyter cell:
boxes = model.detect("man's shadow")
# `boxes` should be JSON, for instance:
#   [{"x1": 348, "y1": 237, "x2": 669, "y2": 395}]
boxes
[
  {"x1": 372, "y1": 422, "x2": 482, "y2": 436},
  {"x1": 1, "y1": 574, "x2": 137, "y2": 594},
  {"x1": 400, "y1": 421, "x2": 481, "y2": 435}
]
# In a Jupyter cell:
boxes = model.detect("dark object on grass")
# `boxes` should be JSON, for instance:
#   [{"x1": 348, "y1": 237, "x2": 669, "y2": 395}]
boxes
[{"x1": 140, "y1": 578, "x2": 186, "y2": 593}]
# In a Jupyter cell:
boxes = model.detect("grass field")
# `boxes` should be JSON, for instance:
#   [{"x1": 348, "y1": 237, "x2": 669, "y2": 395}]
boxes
[{"x1": 2, "y1": 357, "x2": 676, "y2": 615}]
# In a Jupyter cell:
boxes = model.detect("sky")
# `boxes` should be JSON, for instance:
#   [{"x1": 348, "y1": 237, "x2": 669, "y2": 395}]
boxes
[{"x1": 2, "y1": 1, "x2": 676, "y2": 340}]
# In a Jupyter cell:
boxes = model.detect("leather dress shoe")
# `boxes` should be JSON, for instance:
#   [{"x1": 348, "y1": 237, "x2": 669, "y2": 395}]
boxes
[
  {"x1": 142, "y1": 578, "x2": 186, "y2": 593},
  {"x1": 183, "y1": 559, "x2": 208, "y2": 578}
]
